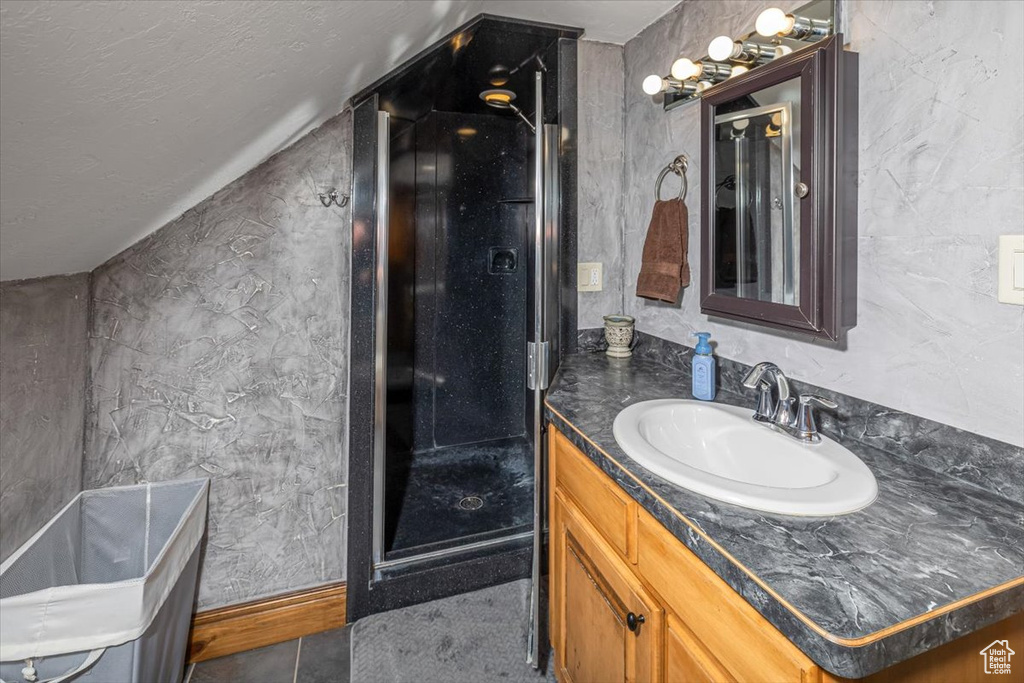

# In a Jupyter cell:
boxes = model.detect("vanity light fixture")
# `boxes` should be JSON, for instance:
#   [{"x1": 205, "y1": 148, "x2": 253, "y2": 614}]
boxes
[
  {"x1": 647, "y1": 0, "x2": 842, "y2": 111},
  {"x1": 643, "y1": 74, "x2": 697, "y2": 96},
  {"x1": 669, "y1": 58, "x2": 700, "y2": 80},
  {"x1": 706, "y1": 36, "x2": 736, "y2": 61},
  {"x1": 707, "y1": 36, "x2": 776, "y2": 65},
  {"x1": 755, "y1": 7, "x2": 831, "y2": 40},
  {"x1": 670, "y1": 58, "x2": 732, "y2": 83}
]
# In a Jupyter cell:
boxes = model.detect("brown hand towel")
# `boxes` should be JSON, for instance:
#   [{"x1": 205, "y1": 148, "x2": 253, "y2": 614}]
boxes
[{"x1": 636, "y1": 198, "x2": 690, "y2": 303}]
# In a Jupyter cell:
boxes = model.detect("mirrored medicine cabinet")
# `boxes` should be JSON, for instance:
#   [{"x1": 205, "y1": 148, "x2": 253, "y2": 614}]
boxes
[{"x1": 700, "y1": 35, "x2": 858, "y2": 341}]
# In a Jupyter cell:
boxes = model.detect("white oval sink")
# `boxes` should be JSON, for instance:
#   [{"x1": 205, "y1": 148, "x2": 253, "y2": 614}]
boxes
[{"x1": 612, "y1": 399, "x2": 877, "y2": 516}]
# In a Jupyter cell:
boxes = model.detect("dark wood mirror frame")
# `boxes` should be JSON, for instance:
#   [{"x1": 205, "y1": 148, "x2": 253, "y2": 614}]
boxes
[{"x1": 700, "y1": 35, "x2": 858, "y2": 342}]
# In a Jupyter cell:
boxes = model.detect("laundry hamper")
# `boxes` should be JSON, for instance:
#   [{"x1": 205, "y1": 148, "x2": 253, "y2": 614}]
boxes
[{"x1": 0, "y1": 479, "x2": 209, "y2": 683}]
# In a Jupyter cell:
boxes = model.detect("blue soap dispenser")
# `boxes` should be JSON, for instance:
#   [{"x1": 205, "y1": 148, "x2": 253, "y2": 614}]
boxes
[{"x1": 692, "y1": 332, "x2": 717, "y2": 401}]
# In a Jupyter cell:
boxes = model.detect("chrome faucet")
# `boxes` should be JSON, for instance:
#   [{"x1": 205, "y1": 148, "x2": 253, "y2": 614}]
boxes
[
  {"x1": 741, "y1": 362, "x2": 837, "y2": 443},
  {"x1": 742, "y1": 362, "x2": 793, "y2": 425}
]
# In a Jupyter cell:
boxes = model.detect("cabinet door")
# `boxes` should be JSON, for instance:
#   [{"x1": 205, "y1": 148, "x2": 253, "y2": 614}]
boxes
[
  {"x1": 665, "y1": 613, "x2": 735, "y2": 683},
  {"x1": 555, "y1": 493, "x2": 662, "y2": 683}
]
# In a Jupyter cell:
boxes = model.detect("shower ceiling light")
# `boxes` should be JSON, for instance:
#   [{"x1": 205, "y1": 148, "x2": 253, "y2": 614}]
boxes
[
  {"x1": 756, "y1": 7, "x2": 831, "y2": 40},
  {"x1": 480, "y1": 89, "x2": 515, "y2": 106}
]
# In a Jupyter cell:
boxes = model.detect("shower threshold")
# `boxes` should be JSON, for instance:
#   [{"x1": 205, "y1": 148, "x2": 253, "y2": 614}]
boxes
[
  {"x1": 382, "y1": 435, "x2": 534, "y2": 563},
  {"x1": 376, "y1": 530, "x2": 534, "y2": 572}
]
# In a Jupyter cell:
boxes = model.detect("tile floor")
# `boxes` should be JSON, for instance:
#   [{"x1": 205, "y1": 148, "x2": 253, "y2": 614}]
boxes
[{"x1": 185, "y1": 626, "x2": 351, "y2": 683}]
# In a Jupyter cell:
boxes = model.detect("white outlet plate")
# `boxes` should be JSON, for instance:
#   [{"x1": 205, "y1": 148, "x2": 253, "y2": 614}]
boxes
[
  {"x1": 997, "y1": 235, "x2": 1024, "y2": 305},
  {"x1": 578, "y1": 262, "x2": 603, "y2": 292}
]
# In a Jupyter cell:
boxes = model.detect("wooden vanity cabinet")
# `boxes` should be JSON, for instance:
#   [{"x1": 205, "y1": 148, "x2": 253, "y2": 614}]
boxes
[
  {"x1": 549, "y1": 427, "x2": 822, "y2": 683},
  {"x1": 547, "y1": 425, "x2": 1022, "y2": 683}
]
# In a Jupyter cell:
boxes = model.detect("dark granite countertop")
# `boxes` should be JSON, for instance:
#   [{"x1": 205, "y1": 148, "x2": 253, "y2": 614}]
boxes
[{"x1": 544, "y1": 351, "x2": 1024, "y2": 678}]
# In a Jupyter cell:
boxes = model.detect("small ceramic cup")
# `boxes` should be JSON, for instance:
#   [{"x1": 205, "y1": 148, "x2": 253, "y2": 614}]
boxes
[{"x1": 603, "y1": 315, "x2": 635, "y2": 358}]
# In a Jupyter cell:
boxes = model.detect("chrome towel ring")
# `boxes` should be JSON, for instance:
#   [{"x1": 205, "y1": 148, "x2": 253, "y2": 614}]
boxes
[{"x1": 655, "y1": 154, "x2": 688, "y2": 202}]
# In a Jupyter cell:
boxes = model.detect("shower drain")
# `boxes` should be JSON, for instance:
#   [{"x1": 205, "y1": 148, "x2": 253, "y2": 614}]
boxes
[{"x1": 458, "y1": 496, "x2": 484, "y2": 511}]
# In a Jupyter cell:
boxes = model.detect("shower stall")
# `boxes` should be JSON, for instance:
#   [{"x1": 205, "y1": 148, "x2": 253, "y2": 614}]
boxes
[{"x1": 346, "y1": 15, "x2": 579, "y2": 640}]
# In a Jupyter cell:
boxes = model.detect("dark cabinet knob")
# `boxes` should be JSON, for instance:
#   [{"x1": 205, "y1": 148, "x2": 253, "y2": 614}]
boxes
[{"x1": 626, "y1": 612, "x2": 645, "y2": 632}]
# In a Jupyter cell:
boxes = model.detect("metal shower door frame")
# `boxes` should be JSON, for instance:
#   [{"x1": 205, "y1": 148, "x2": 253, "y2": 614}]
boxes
[
  {"x1": 528, "y1": 69, "x2": 561, "y2": 667},
  {"x1": 369, "y1": 77, "x2": 561, "y2": 631}
]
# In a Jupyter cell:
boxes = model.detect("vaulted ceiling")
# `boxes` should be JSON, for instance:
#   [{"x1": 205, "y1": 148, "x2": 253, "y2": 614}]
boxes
[{"x1": 0, "y1": 0, "x2": 677, "y2": 281}]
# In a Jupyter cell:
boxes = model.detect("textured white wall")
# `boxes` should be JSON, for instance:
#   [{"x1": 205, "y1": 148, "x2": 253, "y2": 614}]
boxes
[
  {"x1": 0, "y1": 274, "x2": 89, "y2": 562},
  {"x1": 577, "y1": 41, "x2": 626, "y2": 328},
  {"x1": 86, "y1": 111, "x2": 351, "y2": 610},
  {"x1": 0, "y1": 1, "x2": 677, "y2": 282},
  {"x1": 614, "y1": 0, "x2": 1024, "y2": 446}
]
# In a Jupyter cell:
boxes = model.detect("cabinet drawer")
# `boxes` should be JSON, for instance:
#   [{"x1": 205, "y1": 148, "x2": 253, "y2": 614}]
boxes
[
  {"x1": 552, "y1": 429, "x2": 635, "y2": 560},
  {"x1": 637, "y1": 508, "x2": 817, "y2": 682}
]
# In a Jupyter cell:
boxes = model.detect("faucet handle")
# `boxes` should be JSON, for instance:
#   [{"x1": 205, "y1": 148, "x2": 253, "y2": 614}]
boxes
[
  {"x1": 753, "y1": 383, "x2": 775, "y2": 423},
  {"x1": 799, "y1": 394, "x2": 837, "y2": 410},
  {"x1": 794, "y1": 394, "x2": 837, "y2": 442}
]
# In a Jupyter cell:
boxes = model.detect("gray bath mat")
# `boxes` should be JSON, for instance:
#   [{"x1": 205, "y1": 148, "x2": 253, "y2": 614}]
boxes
[{"x1": 350, "y1": 579, "x2": 555, "y2": 682}]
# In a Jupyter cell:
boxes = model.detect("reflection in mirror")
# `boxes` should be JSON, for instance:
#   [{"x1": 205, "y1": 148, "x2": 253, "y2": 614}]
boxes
[{"x1": 712, "y1": 77, "x2": 801, "y2": 305}]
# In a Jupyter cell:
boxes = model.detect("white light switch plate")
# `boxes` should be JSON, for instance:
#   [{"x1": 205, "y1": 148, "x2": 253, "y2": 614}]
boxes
[
  {"x1": 997, "y1": 235, "x2": 1024, "y2": 305},
  {"x1": 578, "y1": 262, "x2": 603, "y2": 292}
]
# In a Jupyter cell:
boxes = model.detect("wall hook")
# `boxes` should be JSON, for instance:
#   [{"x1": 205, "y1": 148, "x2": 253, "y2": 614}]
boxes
[{"x1": 318, "y1": 188, "x2": 349, "y2": 208}]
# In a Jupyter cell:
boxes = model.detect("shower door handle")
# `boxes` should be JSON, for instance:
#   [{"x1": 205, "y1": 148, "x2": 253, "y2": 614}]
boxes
[
  {"x1": 371, "y1": 109, "x2": 390, "y2": 569},
  {"x1": 527, "y1": 341, "x2": 549, "y2": 391}
]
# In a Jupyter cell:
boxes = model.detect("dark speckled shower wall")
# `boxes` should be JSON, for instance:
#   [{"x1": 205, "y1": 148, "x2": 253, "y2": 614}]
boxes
[
  {"x1": 85, "y1": 111, "x2": 352, "y2": 610},
  {"x1": 388, "y1": 111, "x2": 530, "y2": 452},
  {"x1": 424, "y1": 112, "x2": 529, "y2": 448}
]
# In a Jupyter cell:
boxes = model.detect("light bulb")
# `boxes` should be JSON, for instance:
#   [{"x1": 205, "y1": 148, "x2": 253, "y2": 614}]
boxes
[
  {"x1": 642, "y1": 74, "x2": 666, "y2": 95},
  {"x1": 756, "y1": 7, "x2": 795, "y2": 37},
  {"x1": 707, "y1": 36, "x2": 738, "y2": 62},
  {"x1": 696, "y1": 81, "x2": 712, "y2": 92},
  {"x1": 729, "y1": 65, "x2": 749, "y2": 78},
  {"x1": 774, "y1": 44, "x2": 793, "y2": 58},
  {"x1": 671, "y1": 58, "x2": 701, "y2": 81}
]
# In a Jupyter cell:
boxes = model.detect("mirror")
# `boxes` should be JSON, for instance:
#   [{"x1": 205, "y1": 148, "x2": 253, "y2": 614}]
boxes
[
  {"x1": 713, "y1": 80, "x2": 799, "y2": 305},
  {"x1": 700, "y1": 36, "x2": 857, "y2": 341}
]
